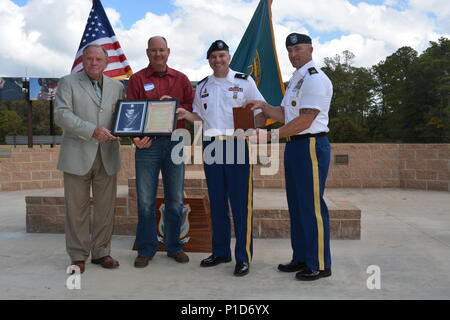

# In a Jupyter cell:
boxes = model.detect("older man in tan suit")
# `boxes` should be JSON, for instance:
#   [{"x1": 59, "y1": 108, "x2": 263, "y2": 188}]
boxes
[{"x1": 55, "y1": 44, "x2": 124, "y2": 273}]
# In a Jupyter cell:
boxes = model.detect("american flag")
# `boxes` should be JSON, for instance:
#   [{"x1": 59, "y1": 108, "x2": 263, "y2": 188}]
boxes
[{"x1": 71, "y1": 0, "x2": 132, "y2": 80}]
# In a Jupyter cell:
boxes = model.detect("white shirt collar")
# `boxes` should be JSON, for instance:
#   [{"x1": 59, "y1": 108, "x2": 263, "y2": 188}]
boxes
[
  {"x1": 293, "y1": 60, "x2": 316, "y2": 78},
  {"x1": 210, "y1": 69, "x2": 236, "y2": 85}
]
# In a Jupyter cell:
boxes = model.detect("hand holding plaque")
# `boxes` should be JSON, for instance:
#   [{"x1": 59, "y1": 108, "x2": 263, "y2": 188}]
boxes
[
  {"x1": 233, "y1": 104, "x2": 255, "y2": 131},
  {"x1": 113, "y1": 99, "x2": 178, "y2": 137}
]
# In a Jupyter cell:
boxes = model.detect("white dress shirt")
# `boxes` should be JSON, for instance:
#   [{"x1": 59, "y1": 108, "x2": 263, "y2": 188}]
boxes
[
  {"x1": 193, "y1": 69, "x2": 265, "y2": 137},
  {"x1": 282, "y1": 60, "x2": 333, "y2": 135}
]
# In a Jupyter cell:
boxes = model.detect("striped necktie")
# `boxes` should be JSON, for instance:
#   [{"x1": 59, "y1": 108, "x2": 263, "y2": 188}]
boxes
[{"x1": 92, "y1": 80, "x2": 102, "y2": 101}]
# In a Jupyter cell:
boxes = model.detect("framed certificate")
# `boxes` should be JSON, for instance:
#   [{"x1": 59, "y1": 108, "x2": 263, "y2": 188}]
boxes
[{"x1": 112, "y1": 99, "x2": 178, "y2": 137}]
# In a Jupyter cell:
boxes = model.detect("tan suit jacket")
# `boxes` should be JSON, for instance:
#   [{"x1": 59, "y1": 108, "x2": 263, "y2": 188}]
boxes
[{"x1": 55, "y1": 72, "x2": 124, "y2": 176}]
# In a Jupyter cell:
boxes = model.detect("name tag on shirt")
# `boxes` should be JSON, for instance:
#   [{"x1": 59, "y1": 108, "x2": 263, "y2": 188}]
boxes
[{"x1": 144, "y1": 83, "x2": 155, "y2": 92}]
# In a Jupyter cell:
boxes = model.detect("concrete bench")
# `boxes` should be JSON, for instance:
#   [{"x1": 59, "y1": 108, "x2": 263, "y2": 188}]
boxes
[{"x1": 26, "y1": 181, "x2": 361, "y2": 241}]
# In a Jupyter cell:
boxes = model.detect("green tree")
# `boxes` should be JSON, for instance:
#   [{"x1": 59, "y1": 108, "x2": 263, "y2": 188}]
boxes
[
  {"x1": 371, "y1": 46, "x2": 418, "y2": 141},
  {"x1": 328, "y1": 116, "x2": 368, "y2": 142},
  {"x1": 31, "y1": 101, "x2": 62, "y2": 136},
  {"x1": 0, "y1": 107, "x2": 26, "y2": 143},
  {"x1": 404, "y1": 38, "x2": 450, "y2": 142},
  {"x1": 322, "y1": 50, "x2": 376, "y2": 142}
]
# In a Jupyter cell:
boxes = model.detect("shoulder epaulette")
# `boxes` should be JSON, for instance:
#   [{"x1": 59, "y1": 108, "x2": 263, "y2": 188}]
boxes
[
  {"x1": 235, "y1": 73, "x2": 249, "y2": 80},
  {"x1": 197, "y1": 76, "x2": 209, "y2": 92},
  {"x1": 308, "y1": 67, "x2": 319, "y2": 75},
  {"x1": 197, "y1": 76, "x2": 208, "y2": 85}
]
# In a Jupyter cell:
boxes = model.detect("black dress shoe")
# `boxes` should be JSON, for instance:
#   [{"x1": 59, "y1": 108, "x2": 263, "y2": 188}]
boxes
[
  {"x1": 200, "y1": 255, "x2": 232, "y2": 267},
  {"x1": 234, "y1": 262, "x2": 249, "y2": 277},
  {"x1": 278, "y1": 260, "x2": 307, "y2": 272},
  {"x1": 295, "y1": 268, "x2": 332, "y2": 281}
]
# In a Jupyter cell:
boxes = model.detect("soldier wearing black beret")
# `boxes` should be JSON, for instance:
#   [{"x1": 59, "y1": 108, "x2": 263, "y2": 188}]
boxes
[
  {"x1": 177, "y1": 40, "x2": 267, "y2": 277},
  {"x1": 207, "y1": 40, "x2": 229, "y2": 59},
  {"x1": 245, "y1": 33, "x2": 334, "y2": 281},
  {"x1": 286, "y1": 33, "x2": 312, "y2": 46}
]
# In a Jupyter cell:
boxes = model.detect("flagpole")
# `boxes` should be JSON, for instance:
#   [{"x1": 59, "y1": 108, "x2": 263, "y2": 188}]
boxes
[
  {"x1": 72, "y1": 0, "x2": 132, "y2": 79},
  {"x1": 267, "y1": 0, "x2": 285, "y2": 95},
  {"x1": 265, "y1": 0, "x2": 285, "y2": 126}
]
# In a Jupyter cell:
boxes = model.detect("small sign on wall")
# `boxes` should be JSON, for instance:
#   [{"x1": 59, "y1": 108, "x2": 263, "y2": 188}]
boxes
[{"x1": 335, "y1": 154, "x2": 349, "y2": 165}]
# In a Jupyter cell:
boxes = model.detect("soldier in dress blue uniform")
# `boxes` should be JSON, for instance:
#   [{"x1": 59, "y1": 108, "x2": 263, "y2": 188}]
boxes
[
  {"x1": 177, "y1": 40, "x2": 266, "y2": 277},
  {"x1": 245, "y1": 33, "x2": 333, "y2": 281}
]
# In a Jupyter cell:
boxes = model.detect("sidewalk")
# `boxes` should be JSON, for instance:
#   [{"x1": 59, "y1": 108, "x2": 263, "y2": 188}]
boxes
[{"x1": 0, "y1": 188, "x2": 449, "y2": 300}]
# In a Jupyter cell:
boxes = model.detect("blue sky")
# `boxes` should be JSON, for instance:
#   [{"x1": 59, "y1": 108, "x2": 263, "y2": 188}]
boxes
[
  {"x1": 91, "y1": 0, "x2": 179, "y2": 29},
  {"x1": 9, "y1": 0, "x2": 178, "y2": 28},
  {"x1": 11, "y1": 0, "x2": 253, "y2": 28},
  {"x1": 1, "y1": 0, "x2": 448, "y2": 80}
]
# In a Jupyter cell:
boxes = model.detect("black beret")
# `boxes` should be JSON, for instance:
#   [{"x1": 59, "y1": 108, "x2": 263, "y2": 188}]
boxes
[
  {"x1": 207, "y1": 40, "x2": 229, "y2": 59},
  {"x1": 286, "y1": 33, "x2": 312, "y2": 47}
]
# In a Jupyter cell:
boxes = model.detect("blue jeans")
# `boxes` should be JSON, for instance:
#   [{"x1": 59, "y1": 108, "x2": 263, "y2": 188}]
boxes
[{"x1": 135, "y1": 137, "x2": 185, "y2": 257}]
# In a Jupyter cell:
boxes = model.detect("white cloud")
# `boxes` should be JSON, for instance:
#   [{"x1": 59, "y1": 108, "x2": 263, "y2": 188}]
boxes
[
  {"x1": 105, "y1": 7, "x2": 123, "y2": 29},
  {"x1": 383, "y1": 0, "x2": 398, "y2": 6},
  {"x1": 0, "y1": 0, "x2": 448, "y2": 81},
  {"x1": 316, "y1": 34, "x2": 389, "y2": 68},
  {"x1": 272, "y1": 0, "x2": 443, "y2": 53},
  {"x1": 0, "y1": 0, "x2": 91, "y2": 77},
  {"x1": 409, "y1": 0, "x2": 450, "y2": 32},
  {"x1": 115, "y1": 0, "x2": 260, "y2": 80}
]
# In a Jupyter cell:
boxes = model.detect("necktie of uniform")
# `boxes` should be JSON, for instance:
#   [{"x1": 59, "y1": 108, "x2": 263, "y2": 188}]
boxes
[{"x1": 92, "y1": 80, "x2": 102, "y2": 101}]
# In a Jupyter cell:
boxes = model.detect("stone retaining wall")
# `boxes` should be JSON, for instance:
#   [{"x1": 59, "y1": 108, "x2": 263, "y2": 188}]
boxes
[
  {"x1": 25, "y1": 192, "x2": 361, "y2": 240},
  {"x1": 1, "y1": 143, "x2": 449, "y2": 192}
]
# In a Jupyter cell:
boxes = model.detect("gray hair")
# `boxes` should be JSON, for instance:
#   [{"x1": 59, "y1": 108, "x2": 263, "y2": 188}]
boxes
[{"x1": 83, "y1": 44, "x2": 109, "y2": 59}]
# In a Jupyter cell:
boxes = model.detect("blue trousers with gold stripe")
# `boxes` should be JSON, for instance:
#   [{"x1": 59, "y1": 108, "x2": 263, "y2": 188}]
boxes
[
  {"x1": 203, "y1": 139, "x2": 253, "y2": 264},
  {"x1": 285, "y1": 136, "x2": 331, "y2": 271}
]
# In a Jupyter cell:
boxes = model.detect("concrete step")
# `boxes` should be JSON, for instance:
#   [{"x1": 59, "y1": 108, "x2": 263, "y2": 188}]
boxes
[
  {"x1": 25, "y1": 188, "x2": 361, "y2": 240},
  {"x1": 128, "y1": 170, "x2": 287, "y2": 190}
]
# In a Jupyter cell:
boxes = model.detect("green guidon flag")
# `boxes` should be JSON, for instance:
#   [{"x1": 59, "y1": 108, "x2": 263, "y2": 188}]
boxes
[{"x1": 230, "y1": 0, "x2": 285, "y2": 123}]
